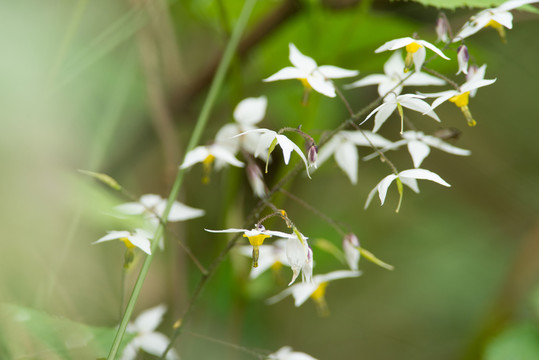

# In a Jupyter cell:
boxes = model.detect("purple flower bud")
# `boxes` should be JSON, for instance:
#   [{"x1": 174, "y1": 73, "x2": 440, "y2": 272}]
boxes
[
  {"x1": 456, "y1": 45, "x2": 469, "y2": 75},
  {"x1": 307, "y1": 144, "x2": 318, "y2": 168},
  {"x1": 436, "y1": 15, "x2": 450, "y2": 43}
]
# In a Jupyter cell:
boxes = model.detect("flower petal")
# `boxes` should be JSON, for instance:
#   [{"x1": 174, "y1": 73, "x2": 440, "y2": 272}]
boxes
[
  {"x1": 315, "y1": 270, "x2": 362, "y2": 284},
  {"x1": 399, "y1": 168, "x2": 451, "y2": 187},
  {"x1": 307, "y1": 74, "x2": 336, "y2": 97},
  {"x1": 344, "y1": 74, "x2": 387, "y2": 89},
  {"x1": 419, "y1": 40, "x2": 450, "y2": 60},
  {"x1": 263, "y1": 67, "x2": 305, "y2": 82},
  {"x1": 94, "y1": 231, "x2": 131, "y2": 244},
  {"x1": 233, "y1": 96, "x2": 267, "y2": 125},
  {"x1": 421, "y1": 135, "x2": 471, "y2": 156},
  {"x1": 373, "y1": 103, "x2": 397, "y2": 133},
  {"x1": 399, "y1": 97, "x2": 440, "y2": 122},
  {"x1": 127, "y1": 233, "x2": 152, "y2": 255},
  {"x1": 167, "y1": 202, "x2": 205, "y2": 222},
  {"x1": 288, "y1": 43, "x2": 317, "y2": 72},
  {"x1": 210, "y1": 145, "x2": 245, "y2": 168},
  {"x1": 407, "y1": 140, "x2": 431, "y2": 168},
  {"x1": 316, "y1": 65, "x2": 359, "y2": 79},
  {"x1": 334, "y1": 140, "x2": 358, "y2": 184},
  {"x1": 134, "y1": 304, "x2": 166, "y2": 332},
  {"x1": 179, "y1": 146, "x2": 209, "y2": 169},
  {"x1": 375, "y1": 37, "x2": 414, "y2": 52},
  {"x1": 138, "y1": 332, "x2": 179, "y2": 360},
  {"x1": 377, "y1": 174, "x2": 398, "y2": 205}
]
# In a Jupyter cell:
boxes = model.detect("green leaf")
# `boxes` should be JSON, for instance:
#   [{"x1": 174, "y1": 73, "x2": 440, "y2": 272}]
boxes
[
  {"x1": 0, "y1": 303, "x2": 134, "y2": 360},
  {"x1": 405, "y1": 0, "x2": 539, "y2": 12},
  {"x1": 484, "y1": 323, "x2": 539, "y2": 360}
]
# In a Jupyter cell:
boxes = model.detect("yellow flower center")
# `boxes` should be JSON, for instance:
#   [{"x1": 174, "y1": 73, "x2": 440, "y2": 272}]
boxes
[
  {"x1": 299, "y1": 78, "x2": 311, "y2": 89},
  {"x1": 244, "y1": 233, "x2": 270, "y2": 247},
  {"x1": 449, "y1": 91, "x2": 470, "y2": 108},
  {"x1": 485, "y1": 19, "x2": 502, "y2": 30},
  {"x1": 405, "y1": 42, "x2": 423, "y2": 54},
  {"x1": 202, "y1": 154, "x2": 215, "y2": 184},
  {"x1": 120, "y1": 237, "x2": 135, "y2": 249},
  {"x1": 311, "y1": 282, "x2": 329, "y2": 316},
  {"x1": 271, "y1": 261, "x2": 283, "y2": 271}
]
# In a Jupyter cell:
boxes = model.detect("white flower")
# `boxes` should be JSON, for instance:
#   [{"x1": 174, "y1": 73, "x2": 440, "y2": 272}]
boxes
[
  {"x1": 116, "y1": 194, "x2": 205, "y2": 224},
  {"x1": 316, "y1": 130, "x2": 392, "y2": 184},
  {"x1": 205, "y1": 226, "x2": 299, "y2": 268},
  {"x1": 345, "y1": 51, "x2": 445, "y2": 96},
  {"x1": 121, "y1": 304, "x2": 179, "y2": 360},
  {"x1": 361, "y1": 93, "x2": 440, "y2": 133},
  {"x1": 246, "y1": 163, "x2": 267, "y2": 198},
  {"x1": 364, "y1": 130, "x2": 471, "y2": 168},
  {"x1": 264, "y1": 43, "x2": 358, "y2": 98},
  {"x1": 179, "y1": 144, "x2": 244, "y2": 183},
  {"x1": 375, "y1": 37, "x2": 449, "y2": 72},
  {"x1": 365, "y1": 168, "x2": 451, "y2": 211},
  {"x1": 266, "y1": 270, "x2": 362, "y2": 314},
  {"x1": 214, "y1": 96, "x2": 267, "y2": 162},
  {"x1": 436, "y1": 15, "x2": 450, "y2": 43},
  {"x1": 93, "y1": 229, "x2": 152, "y2": 255},
  {"x1": 453, "y1": 0, "x2": 539, "y2": 42},
  {"x1": 236, "y1": 239, "x2": 289, "y2": 279},
  {"x1": 268, "y1": 346, "x2": 318, "y2": 360},
  {"x1": 286, "y1": 236, "x2": 313, "y2": 285},
  {"x1": 343, "y1": 233, "x2": 360, "y2": 271},
  {"x1": 236, "y1": 128, "x2": 311, "y2": 178},
  {"x1": 420, "y1": 72, "x2": 496, "y2": 126}
]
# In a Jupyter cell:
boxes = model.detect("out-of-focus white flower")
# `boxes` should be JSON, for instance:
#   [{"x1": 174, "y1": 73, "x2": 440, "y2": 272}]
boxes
[
  {"x1": 206, "y1": 226, "x2": 298, "y2": 268},
  {"x1": 456, "y1": 45, "x2": 469, "y2": 75},
  {"x1": 264, "y1": 43, "x2": 358, "y2": 98},
  {"x1": 236, "y1": 239, "x2": 289, "y2": 279},
  {"x1": 345, "y1": 51, "x2": 445, "y2": 96},
  {"x1": 214, "y1": 96, "x2": 267, "y2": 164},
  {"x1": 116, "y1": 194, "x2": 205, "y2": 224},
  {"x1": 317, "y1": 130, "x2": 392, "y2": 184},
  {"x1": 453, "y1": 0, "x2": 539, "y2": 42},
  {"x1": 266, "y1": 270, "x2": 362, "y2": 315},
  {"x1": 246, "y1": 163, "x2": 267, "y2": 198},
  {"x1": 421, "y1": 72, "x2": 496, "y2": 126},
  {"x1": 375, "y1": 37, "x2": 449, "y2": 72},
  {"x1": 436, "y1": 15, "x2": 451, "y2": 43},
  {"x1": 93, "y1": 229, "x2": 152, "y2": 255},
  {"x1": 361, "y1": 93, "x2": 440, "y2": 133},
  {"x1": 268, "y1": 346, "x2": 318, "y2": 360},
  {"x1": 286, "y1": 235, "x2": 313, "y2": 286},
  {"x1": 365, "y1": 168, "x2": 451, "y2": 212},
  {"x1": 179, "y1": 144, "x2": 244, "y2": 183},
  {"x1": 343, "y1": 233, "x2": 360, "y2": 271},
  {"x1": 121, "y1": 304, "x2": 179, "y2": 360},
  {"x1": 236, "y1": 129, "x2": 311, "y2": 178},
  {"x1": 364, "y1": 130, "x2": 471, "y2": 168}
]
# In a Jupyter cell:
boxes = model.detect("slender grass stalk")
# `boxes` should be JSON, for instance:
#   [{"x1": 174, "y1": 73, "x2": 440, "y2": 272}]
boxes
[{"x1": 106, "y1": 0, "x2": 258, "y2": 358}]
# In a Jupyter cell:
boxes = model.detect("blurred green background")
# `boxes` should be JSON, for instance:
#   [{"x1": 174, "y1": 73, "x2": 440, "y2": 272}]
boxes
[{"x1": 1, "y1": 0, "x2": 539, "y2": 359}]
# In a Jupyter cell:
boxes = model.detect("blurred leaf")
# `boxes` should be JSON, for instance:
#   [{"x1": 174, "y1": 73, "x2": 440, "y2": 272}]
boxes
[
  {"x1": 0, "y1": 303, "x2": 134, "y2": 359},
  {"x1": 484, "y1": 323, "x2": 539, "y2": 360},
  {"x1": 407, "y1": 0, "x2": 539, "y2": 12}
]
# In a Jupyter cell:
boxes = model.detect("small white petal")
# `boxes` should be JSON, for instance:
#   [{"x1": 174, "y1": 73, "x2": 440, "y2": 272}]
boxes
[
  {"x1": 316, "y1": 65, "x2": 359, "y2": 79},
  {"x1": 179, "y1": 146, "x2": 209, "y2": 169},
  {"x1": 377, "y1": 174, "x2": 398, "y2": 205},
  {"x1": 307, "y1": 74, "x2": 336, "y2": 97},
  {"x1": 263, "y1": 67, "x2": 305, "y2": 82},
  {"x1": 412, "y1": 46, "x2": 426, "y2": 71},
  {"x1": 375, "y1": 37, "x2": 414, "y2": 52},
  {"x1": 342, "y1": 130, "x2": 393, "y2": 148},
  {"x1": 233, "y1": 96, "x2": 267, "y2": 125},
  {"x1": 167, "y1": 202, "x2": 205, "y2": 222},
  {"x1": 419, "y1": 40, "x2": 450, "y2": 60},
  {"x1": 138, "y1": 332, "x2": 178, "y2": 359},
  {"x1": 344, "y1": 74, "x2": 387, "y2": 89},
  {"x1": 94, "y1": 231, "x2": 131, "y2": 244},
  {"x1": 314, "y1": 270, "x2": 362, "y2": 284},
  {"x1": 127, "y1": 233, "x2": 152, "y2": 255},
  {"x1": 399, "y1": 168, "x2": 451, "y2": 187},
  {"x1": 407, "y1": 140, "x2": 431, "y2": 168},
  {"x1": 334, "y1": 141, "x2": 358, "y2": 184},
  {"x1": 400, "y1": 176, "x2": 420, "y2": 193},
  {"x1": 288, "y1": 43, "x2": 317, "y2": 72},
  {"x1": 134, "y1": 304, "x2": 167, "y2": 332},
  {"x1": 421, "y1": 135, "x2": 471, "y2": 156},
  {"x1": 372, "y1": 103, "x2": 398, "y2": 133},
  {"x1": 115, "y1": 202, "x2": 146, "y2": 216},
  {"x1": 492, "y1": 11, "x2": 514, "y2": 28},
  {"x1": 399, "y1": 97, "x2": 440, "y2": 122}
]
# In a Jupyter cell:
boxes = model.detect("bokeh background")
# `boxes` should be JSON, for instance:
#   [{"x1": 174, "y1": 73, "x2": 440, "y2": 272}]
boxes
[{"x1": 1, "y1": 0, "x2": 539, "y2": 359}]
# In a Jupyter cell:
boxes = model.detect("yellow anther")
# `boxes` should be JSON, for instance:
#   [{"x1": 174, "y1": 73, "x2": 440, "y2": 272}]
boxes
[
  {"x1": 486, "y1": 19, "x2": 502, "y2": 30},
  {"x1": 311, "y1": 282, "x2": 330, "y2": 316},
  {"x1": 244, "y1": 233, "x2": 270, "y2": 247},
  {"x1": 120, "y1": 237, "x2": 135, "y2": 249},
  {"x1": 460, "y1": 105, "x2": 476, "y2": 127},
  {"x1": 299, "y1": 78, "x2": 311, "y2": 88},
  {"x1": 271, "y1": 261, "x2": 283, "y2": 271},
  {"x1": 405, "y1": 42, "x2": 423, "y2": 54},
  {"x1": 310, "y1": 282, "x2": 328, "y2": 301},
  {"x1": 449, "y1": 91, "x2": 470, "y2": 108},
  {"x1": 202, "y1": 154, "x2": 215, "y2": 184}
]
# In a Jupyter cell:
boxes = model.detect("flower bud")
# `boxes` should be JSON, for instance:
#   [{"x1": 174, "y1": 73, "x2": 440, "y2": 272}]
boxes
[
  {"x1": 246, "y1": 163, "x2": 267, "y2": 198},
  {"x1": 436, "y1": 14, "x2": 450, "y2": 43},
  {"x1": 456, "y1": 45, "x2": 469, "y2": 75},
  {"x1": 343, "y1": 233, "x2": 360, "y2": 271},
  {"x1": 307, "y1": 144, "x2": 318, "y2": 168}
]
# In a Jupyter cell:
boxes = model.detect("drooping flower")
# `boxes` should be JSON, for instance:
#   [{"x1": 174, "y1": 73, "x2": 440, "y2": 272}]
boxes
[
  {"x1": 205, "y1": 225, "x2": 299, "y2": 268},
  {"x1": 361, "y1": 93, "x2": 440, "y2": 133},
  {"x1": 453, "y1": 0, "x2": 539, "y2": 42},
  {"x1": 345, "y1": 51, "x2": 445, "y2": 96},
  {"x1": 121, "y1": 304, "x2": 179, "y2": 360},
  {"x1": 343, "y1": 233, "x2": 360, "y2": 271},
  {"x1": 365, "y1": 168, "x2": 451, "y2": 212},
  {"x1": 246, "y1": 163, "x2": 268, "y2": 198},
  {"x1": 268, "y1": 346, "x2": 318, "y2": 360},
  {"x1": 236, "y1": 128, "x2": 311, "y2": 178},
  {"x1": 264, "y1": 43, "x2": 359, "y2": 98},
  {"x1": 179, "y1": 144, "x2": 244, "y2": 183},
  {"x1": 436, "y1": 14, "x2": 451, "y2": 43},
  {"x1": 316, "y1": 130, "x2": 393, "y2": 184},
  {"x1": 363, "y1": 130, "x2": 471, "y2": 168},
  {"x1": 286, "y1": 234, "x2": 313, "y2": 285},
  {"x1": 266, "y1": 270, "x2": 362, "y2": 315},
  {"x1": 214, "y1": 96, "x2": 267, "y2": 164},
  {"x1": 93, "y1": 229, "x2": 152, "y2": 255},
  {"x1": 375, "y1": 37, "x2": 450, "y2": 72},
  {"x1": 420, "y1": 72, "x2": 496, "y2": 126}
]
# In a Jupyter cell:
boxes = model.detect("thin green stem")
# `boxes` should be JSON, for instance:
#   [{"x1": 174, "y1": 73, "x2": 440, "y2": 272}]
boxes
[{"x1": 107, "y1": 0, "x2": 258, "y2": 358}]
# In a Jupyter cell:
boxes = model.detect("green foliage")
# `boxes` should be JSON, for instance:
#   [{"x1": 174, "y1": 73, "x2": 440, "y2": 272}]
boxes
[
  {"x1": 406, "y1": 0, "x2": 539, "y2": 12},
  {"x1": 484, "y1": 323, "x2": 539, "y2": 360},
  {"x1": 0, "y1": 303, "x2": 134, "y2": 360}
]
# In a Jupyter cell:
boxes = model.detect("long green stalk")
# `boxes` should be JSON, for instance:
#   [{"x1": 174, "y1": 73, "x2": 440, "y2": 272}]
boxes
[{"x1": 106, "y1": 0, "x2": 257, "y2": 358}]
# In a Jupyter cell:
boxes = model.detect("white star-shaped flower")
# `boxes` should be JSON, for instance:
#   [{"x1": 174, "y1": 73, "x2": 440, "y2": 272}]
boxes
[
  {"x1": 214, "y1": 96, "x2": 267, "y2": 164},
  {"x1": 268, "y1": 346, "x2": 318, "y2": 360},
  {"x1": 116, "y1": 194, "x2": 205, "y2": 224},
  {"x1": 345, "y1": 51, "x2": 445, "y2": 96},
  {"x1": 361, "y1": 93, "x2": 440, "y2": 133},
  {"x1": 375, "y1": 37, "x2": 449, "y2": 72},
  {"x1": 316, "y1": 130, "x2": 392, "y2": 184},
  {"x1": 364, "y1": 130, "x2": 471, "y2": 168},
  {"x1": 453, "y1": 0, "x2": 539, "y2": 42},
  {"x1": 121, "y1": 304, "x2": 179, "y2": 360},
  {"x1": 365, "y1": 168, "x2": 451, "y2": 211},
  {"x1": 93, "y1": 229, "x2": 153, "y2": 255},
  {"x1": 264, "y1": 43, "x2": 359, "y2": 98},
  {"x1": 236, "y1": 128, "x2": 311, "y2": 178},
  {"x1": 266, "y1": 270, "x2": 362, "y2": 314}
]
